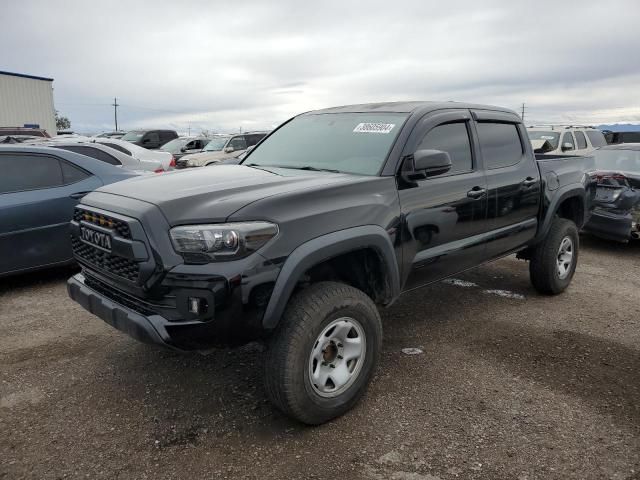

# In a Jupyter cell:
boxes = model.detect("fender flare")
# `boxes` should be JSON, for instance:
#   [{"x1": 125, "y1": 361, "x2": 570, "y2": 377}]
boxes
[
  {"x1": 262, "y1": 225, "x2": 400, "y2": 329},
  {"x1": 535, "y1": 185, "x2": 587, "y2": 243}
]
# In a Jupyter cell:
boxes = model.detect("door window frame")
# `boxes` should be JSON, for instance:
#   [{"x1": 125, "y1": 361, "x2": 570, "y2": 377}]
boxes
[{"x1": 399, "y1": 109, "x2": 481, "y2": 179}]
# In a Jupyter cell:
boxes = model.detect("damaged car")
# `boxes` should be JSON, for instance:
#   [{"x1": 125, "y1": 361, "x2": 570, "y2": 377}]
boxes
[{"x1": 583, "y1": 143, "x2": 640, "y2": 242}]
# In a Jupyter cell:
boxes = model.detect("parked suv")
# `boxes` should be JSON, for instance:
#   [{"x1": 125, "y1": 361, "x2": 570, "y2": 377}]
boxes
[
  {"x1": 121, "y1": 129, "x2": 178, "y2": 149},
  {"x1": 177, "y1": 132, "x2": 268, "y2": 168},
  {"x1": 527, "y1": 125, "x2": 606, "y2": 155},
  {"x1": 67, "y1": 102, "x2": 595, "y2": 424}
]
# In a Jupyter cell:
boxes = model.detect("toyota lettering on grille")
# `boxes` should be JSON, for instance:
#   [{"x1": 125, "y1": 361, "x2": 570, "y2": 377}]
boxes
[{"x1": 80, "y1": 226, "x2": 112, "y2": 252}]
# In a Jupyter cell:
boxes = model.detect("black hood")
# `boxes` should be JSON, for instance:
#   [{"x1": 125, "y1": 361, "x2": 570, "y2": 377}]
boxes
[{"x1": 89, "y1": 165, "x2": 362, "y2": 225}]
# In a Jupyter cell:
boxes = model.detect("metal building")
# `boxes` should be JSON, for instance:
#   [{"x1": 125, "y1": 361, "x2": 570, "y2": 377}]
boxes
[{"x1": 0, "y1": 71, "x2": 56, "y2": 136}]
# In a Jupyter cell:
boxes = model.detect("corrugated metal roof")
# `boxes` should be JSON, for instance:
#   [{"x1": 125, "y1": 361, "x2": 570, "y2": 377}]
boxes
[{"x1": 0, "y1": 70, "x2": 54, "y2": 82}]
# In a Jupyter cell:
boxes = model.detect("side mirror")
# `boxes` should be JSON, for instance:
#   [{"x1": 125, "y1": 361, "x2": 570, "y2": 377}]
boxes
[
  {"x1": 561, "y1": 142, "x2": 574, "y2": 151},
  {"x1": 180, "y1": 147, "x2": 187, "y2": 153},
  {"x1": 224, "y1": 146, "x2": 234, "y2": 153},
  {"x1": 143, "y1": 138, "x2": 151, "y2": 144},
  {"x1": 413, "y1": 149, "x2": 452, "y2": 177}
]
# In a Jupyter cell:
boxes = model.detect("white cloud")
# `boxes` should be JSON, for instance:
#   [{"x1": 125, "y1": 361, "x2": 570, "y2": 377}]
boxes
[{"x1": 2, "y1": 0, "x2": 639, "y2": 133}]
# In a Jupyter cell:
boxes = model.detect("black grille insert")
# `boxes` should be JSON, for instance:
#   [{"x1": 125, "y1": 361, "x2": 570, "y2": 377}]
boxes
[
  {"x1": 84, "y1": 274, "x2": 156, "y2": 316},
  {"x1": 72, "y1": 237, "x2": 139, "y2": 282}
]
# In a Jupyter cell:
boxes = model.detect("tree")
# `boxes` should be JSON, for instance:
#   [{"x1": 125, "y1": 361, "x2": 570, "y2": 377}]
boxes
[{"x1": 55, "y1": 110, "x2": 71, "y2": 130}]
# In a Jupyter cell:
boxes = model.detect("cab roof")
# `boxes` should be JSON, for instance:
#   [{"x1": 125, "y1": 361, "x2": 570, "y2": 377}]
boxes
[{"x1": 309, "y1": 101, "x2": 518, "y2": 116}]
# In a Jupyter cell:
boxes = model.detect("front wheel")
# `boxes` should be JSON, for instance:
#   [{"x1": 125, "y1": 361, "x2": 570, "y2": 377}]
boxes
[
  {"x1": 529, "y1": 217, "x2": 579, "y2": 294},
  {"x1": 264, "y1": 282, "x2": 382, "y2": 425}
]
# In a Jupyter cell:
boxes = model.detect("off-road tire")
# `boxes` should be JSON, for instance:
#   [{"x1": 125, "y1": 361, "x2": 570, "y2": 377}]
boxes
[
  {"x1": 529, "y1": 217, "x2": 579, "y2": 294},
  {"x1": 264, "y1": 281, "x2": 382, "y2": 425}
]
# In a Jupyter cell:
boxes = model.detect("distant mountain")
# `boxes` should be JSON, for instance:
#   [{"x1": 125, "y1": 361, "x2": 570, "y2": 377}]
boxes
[{"x1": 597, "y1": 123, "x2": 640, "y2": 132}]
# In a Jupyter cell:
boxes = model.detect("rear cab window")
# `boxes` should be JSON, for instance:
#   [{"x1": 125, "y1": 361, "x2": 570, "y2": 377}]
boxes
[
  {"x1": 476, "y1": 122, "x2": 524, "y2": 169},
  {"x1": 574, "y1": 131, "x2": 588, "y2": 149}
]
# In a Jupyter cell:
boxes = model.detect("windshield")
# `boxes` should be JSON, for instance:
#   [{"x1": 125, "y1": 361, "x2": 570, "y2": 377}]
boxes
[
  {"x1": 160, "y1": 138, "x2": 190, "y2": 153},
  {"x1": 528, "y1": 131, "x2": 560, "y2": 149},
  {"x1": 243, "y1": 113, "x2": 408, "y2": 175},
  {"x1": 594, "y1": 149, "x2": 640, "y2": 172},
  {"x1": 203, "y1": 137, "x2": 230, "y2": 151},
  {"x1": 121, "y1": 131, "x2": 144, "y2": 141}
]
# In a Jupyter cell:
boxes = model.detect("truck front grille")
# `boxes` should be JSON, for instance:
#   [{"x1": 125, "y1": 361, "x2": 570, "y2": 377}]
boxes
[
  {"x1": 73, "y1": 208, "x2": 131, "y2": 239},
  {"x1": 71, "y1": 237, "x2": 140, "y2": 282}
]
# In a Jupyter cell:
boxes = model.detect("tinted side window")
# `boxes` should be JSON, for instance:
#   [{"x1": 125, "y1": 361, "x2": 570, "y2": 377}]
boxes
[
  {"x1": 61, "y1": 161, "x2": 90, "y2": 184},
  {"x1": 229, "y1": 136, "x2": 248, "y2": 151},
  {"x1": 0, "y1": 154, "x2": 63, "y2": 193},
  {"x1": 146, "y1": 132, "x2": 160, "y2": 144},
  {"x1": 57, "y1": 145, "x2": 121, "y2": 165},
  {"x1": 476, "y1": 122, "x2": 523, "y2": 169},
  {"x1": 561, "y1": 132, "x2": 575, "y2": 150},
  {"x1": 417, "y1": 122, "x2": 473, "y2": 175},
  {"x1": 247, "y1": 134, "x2": 266, "y2": 146},
  {"x1": 586, "y1": 131, "x2": 607, "y2": 147},
  {"x1": 575, "y1": 131, "x2": 588, "y2": 149},
  {"x1": 101, "y1": 142, "x2": 131, "y2": 156}
]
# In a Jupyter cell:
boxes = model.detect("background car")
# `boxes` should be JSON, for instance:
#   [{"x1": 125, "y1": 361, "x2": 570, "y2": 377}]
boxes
[
  {"x1": 160, "y1": 136, "x2": 210, "y2": 161},
  {"x1": 120, "y1": 129, "x2": 178, "y2": 149},
  {"x1": 41, "y1": 141, "x2": 166, "y2": 173},
  {"x1": 177, "y1": 131, "x2": 268, "y2": 168},
  {"x1": 0, "y1": 145, "x2": 139, "y2": 277},
  {"x1": 89, "y1": 137, "x2": 175, "y2": 170},
  {"x1": 527, "y1": 125, "x2": 607, "y2": 155},
  {"x1": 583, "y1": 144, "x2": 640, "y2": 242},
  {"x1": 93, "y1": 131, "x2": 126, "y2": 140},
  {"x1": 603, "y1": 131, "x2": 640, "y2": 145}
]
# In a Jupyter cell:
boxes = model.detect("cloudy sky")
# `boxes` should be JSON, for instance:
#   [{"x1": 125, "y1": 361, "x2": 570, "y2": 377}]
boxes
[{"x1": 3, "y1": 0, "x2": 640, "y2": 134}]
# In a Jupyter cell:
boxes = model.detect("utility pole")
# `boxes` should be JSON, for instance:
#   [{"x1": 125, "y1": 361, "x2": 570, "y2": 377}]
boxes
[
  {"x1": 521, "y1": 103, "x2": 526, "y2": 123},
  {"x1": 112, "y1": 97, "x2": 120, "y2": 131},
  {"x1": 188, "y1": 123, "x2": 191, "y2": 136}
]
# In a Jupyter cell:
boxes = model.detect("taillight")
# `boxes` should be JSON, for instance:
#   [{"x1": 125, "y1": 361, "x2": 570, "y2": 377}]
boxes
[
  {"x1": 154, "y1": 168, "x2": 165, "y2": 174},
  {"x1": 169, "y1": 155, "x2": 176, "y2": 168}
]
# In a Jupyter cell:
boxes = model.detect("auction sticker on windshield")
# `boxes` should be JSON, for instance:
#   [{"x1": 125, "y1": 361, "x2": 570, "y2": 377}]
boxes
[{"x1": 353, "y1": 123, "x2": 395, "y2": 134}]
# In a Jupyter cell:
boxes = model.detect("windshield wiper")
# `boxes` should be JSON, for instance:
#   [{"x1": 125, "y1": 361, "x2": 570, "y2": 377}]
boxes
[{"x1": 245, "y1": 164, "x2": 343, "y2": 174}]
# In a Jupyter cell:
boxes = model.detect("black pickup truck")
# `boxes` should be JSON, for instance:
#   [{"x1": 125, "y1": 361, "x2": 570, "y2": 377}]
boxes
[{"x1": 67, "y1": 102, "x2": 595, "y2": 424}]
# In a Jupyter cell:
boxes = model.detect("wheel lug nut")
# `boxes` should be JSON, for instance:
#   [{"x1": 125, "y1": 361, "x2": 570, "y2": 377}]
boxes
[
  {"x1": 337, "y1": 343, "x2": 343, "y2": 348},
  {"x1": 330, "y1": 364, "x2": 335, "y2": 368},
  {"x1": 337, "y1": 355, "x2": 343, "y2": 360}
]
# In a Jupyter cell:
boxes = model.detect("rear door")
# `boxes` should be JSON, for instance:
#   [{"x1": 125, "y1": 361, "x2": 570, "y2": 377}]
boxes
[
  {"x1": 398, "y1": 109, "x2": 489, "y2": 291},
  {"x1": 471, "y1": 111, "x2": 541, "y2": 259},
  {"x1": 0, "y1": 153, "x2": 102, "y2": 274}
]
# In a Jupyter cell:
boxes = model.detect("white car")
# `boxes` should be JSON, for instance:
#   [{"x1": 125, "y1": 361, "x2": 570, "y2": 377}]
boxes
[
  {"x1": 527, "y1": 125, "x2": 607, "y2": 156},
  {"x1": 40, "y1": 141, "x2": 163, "y2": 173},
  {"x1": 90, "y1": 137, "x2": 176, "y2": 170}
]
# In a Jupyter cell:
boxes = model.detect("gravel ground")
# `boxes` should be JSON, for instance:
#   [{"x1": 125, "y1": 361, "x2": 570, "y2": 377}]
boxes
[{"x1": 1, "y1": 235, "x2": 639, "y2": 480}]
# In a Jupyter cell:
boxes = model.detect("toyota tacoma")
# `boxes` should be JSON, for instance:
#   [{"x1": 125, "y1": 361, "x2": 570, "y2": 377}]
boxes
[{"x1": 67, "y1": 102, "x2": 595, "y2": 424}]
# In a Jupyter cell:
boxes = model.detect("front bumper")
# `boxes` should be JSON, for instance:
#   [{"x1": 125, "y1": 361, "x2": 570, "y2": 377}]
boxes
[
  {"x1": 68, "y1": 258, "x2": 280, "y2": 350},
  {"x1": 583, "y1": 207, "x2": 634, "y2": 243},
  {"x1": 68, "y1": 273, "x2": 169, "y2": 347}
]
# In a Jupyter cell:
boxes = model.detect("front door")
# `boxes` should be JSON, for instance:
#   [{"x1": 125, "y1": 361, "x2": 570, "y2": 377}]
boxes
[{"x1": 398, "y1": 110, "x2": 489, "y2": 291}]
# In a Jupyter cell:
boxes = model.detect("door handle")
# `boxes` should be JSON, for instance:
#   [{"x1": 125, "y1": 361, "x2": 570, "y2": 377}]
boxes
[
  {"x1": 69, "y1": 192, "x2": 90, "y2": 199},
  {"x1": 467, "y1": 187, "x2": 486, "y2": 199},
  {"x1": 522, "y1": 177, "x2": 537, "y2": 186}
]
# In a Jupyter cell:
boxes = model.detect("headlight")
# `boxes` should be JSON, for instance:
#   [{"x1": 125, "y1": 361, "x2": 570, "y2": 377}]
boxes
[{"x1": 170, "y1": 222, "x2": 278, "y2": 263}]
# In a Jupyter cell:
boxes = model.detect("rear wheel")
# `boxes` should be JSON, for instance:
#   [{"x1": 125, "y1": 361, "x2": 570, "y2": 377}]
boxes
[
  {"x1": 264, "y1": 282, "x2": 382, "y2": 425},
  {"x1": 529, "y1": 217, "x2": 579, "y2": 294}
]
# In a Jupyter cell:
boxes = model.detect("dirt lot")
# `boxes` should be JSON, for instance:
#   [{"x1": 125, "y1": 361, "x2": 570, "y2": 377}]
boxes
[{"x1": 1, "y1": 236, "x2": 639, "y2": 480}]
